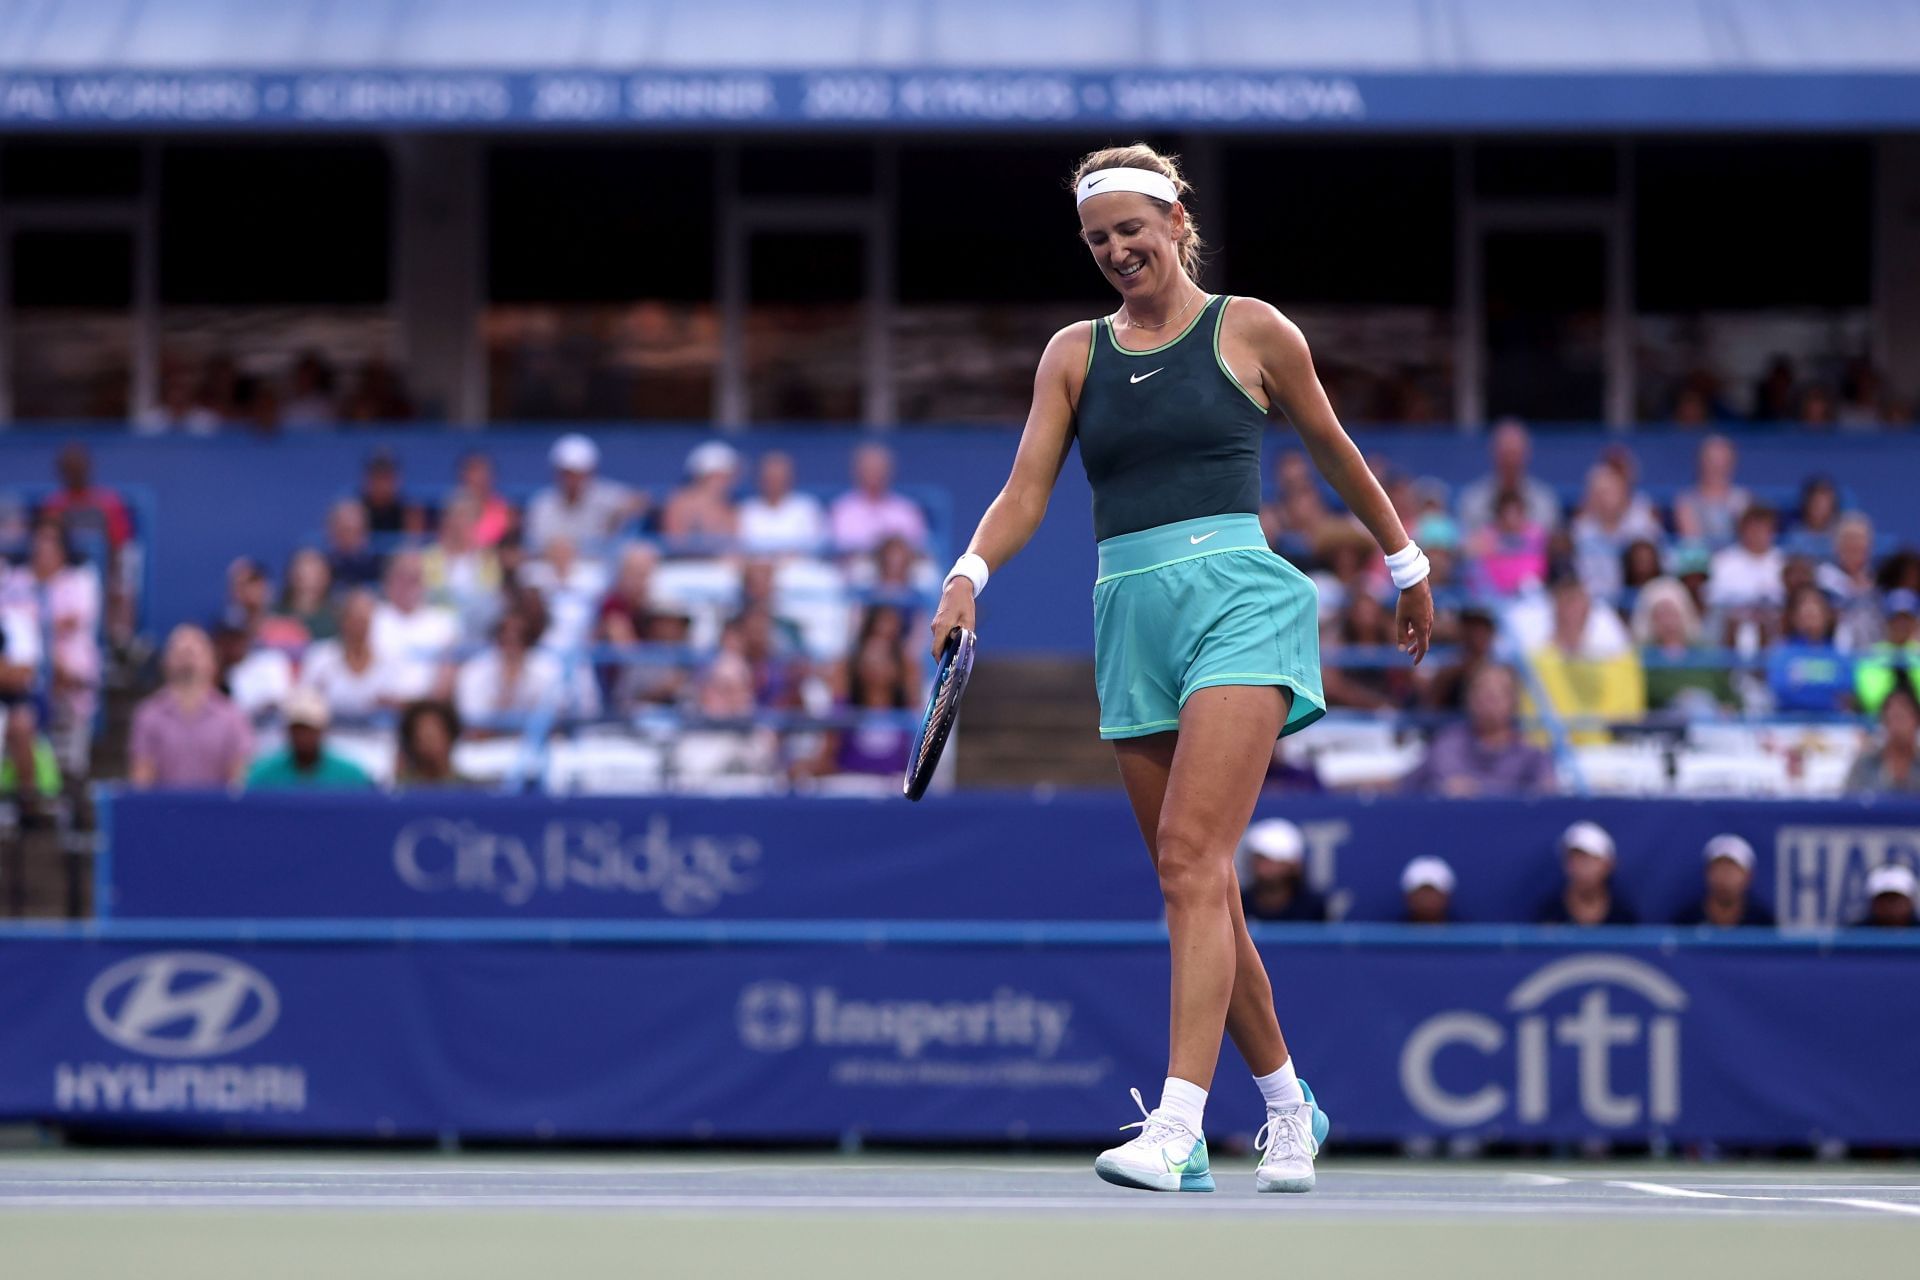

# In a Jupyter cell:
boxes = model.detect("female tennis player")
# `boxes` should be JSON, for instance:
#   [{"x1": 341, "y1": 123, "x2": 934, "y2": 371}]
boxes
[{"x1": 929, "y1": 144, "x2": 1433, "y2": 1193}]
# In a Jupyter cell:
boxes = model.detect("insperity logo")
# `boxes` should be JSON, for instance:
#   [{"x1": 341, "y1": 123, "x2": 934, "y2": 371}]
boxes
[
  {"x1": 85, "y1": 951, "x2": 280, "y2": 1058},
  {"x1": 735, "y1": 981, "x2": 1072, "y2": 1059}
]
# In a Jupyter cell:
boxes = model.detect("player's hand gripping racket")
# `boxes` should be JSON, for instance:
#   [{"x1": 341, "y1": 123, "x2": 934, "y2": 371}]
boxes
[{"x1": 903, "y1": 626, "x2": 976, "y2": 801}]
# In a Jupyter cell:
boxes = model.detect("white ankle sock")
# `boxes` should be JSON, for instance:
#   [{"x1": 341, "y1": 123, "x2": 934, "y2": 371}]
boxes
[
  {"x1": 1158, "y1": 1076, "x2": 1208, "y2": 1136},
  {"x1": 1255, "y1": 1059, "x2": 1304, "y2": 1109}
]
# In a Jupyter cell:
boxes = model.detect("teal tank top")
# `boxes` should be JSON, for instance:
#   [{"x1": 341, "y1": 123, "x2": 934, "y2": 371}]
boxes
[{"x1": 1073, "y1": 294, "x2": 1271, "y2": 543}]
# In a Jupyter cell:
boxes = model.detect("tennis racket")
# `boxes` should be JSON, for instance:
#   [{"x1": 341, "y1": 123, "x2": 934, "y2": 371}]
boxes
[{"x1": 903, "y1": 626, "x2": 976, "y2": 801}]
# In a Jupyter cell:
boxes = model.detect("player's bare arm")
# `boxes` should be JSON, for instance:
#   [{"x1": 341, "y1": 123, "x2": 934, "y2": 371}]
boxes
[
  {"x1": 927, "y1": 321, "x2": 1087, "y2": 658},
  {"x1": 1234, "y1": 298, "x2": 1434, "y2": 664}
]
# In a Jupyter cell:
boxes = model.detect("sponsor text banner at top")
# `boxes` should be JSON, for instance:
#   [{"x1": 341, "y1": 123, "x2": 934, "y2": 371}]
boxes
[{"x1": 2, "y1": 71, "x2": 1919, "y2": 130}]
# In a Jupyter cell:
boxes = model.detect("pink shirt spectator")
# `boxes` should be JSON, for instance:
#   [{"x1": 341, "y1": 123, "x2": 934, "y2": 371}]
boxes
[
  {"x1": 829, "y1": 492, "x2": 927, "y2": 557},
  {"x1": 470, "y1": 495, "x2": 513, "y2": 548},
  {"x1": 1471, "y1": 525, "x2": 1548, "y2": 596},
  {"x1": 129, "y1": 688, "x2": 253, "y2": 788}
]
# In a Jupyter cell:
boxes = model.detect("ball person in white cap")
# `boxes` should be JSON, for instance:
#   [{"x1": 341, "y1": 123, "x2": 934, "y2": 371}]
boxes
[
  {"x1": 1861, "y1": 864, "x2": 1917, "y2": 928},
  {"x1": 1238, "y1": 819, "x2": 1327, "y2": 923},
  {"x1": 1538, "y1": 820, "x2": 1637, "y2": 926},
  {"x1": 1400, "y1": 856, "x2": 1456, "y2": 925},
  {"x1": 1673, "y1": 834, "x2": 1774, "y2": 928},
  {"x1": 926, "y1": 142, "x2": 1433, "y2": 1195}
]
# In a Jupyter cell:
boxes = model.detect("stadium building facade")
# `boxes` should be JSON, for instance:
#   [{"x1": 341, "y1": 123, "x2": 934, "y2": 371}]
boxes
[{"x1": 1, "y1": 0, "x2": 1917, "y2": 431}]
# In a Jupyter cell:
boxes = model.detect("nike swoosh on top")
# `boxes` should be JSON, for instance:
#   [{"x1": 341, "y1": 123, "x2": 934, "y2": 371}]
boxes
[
  {"x1": 1085, "y1": 177, "x2": 1106, "y2": 189},
  {"x1": 1129, "y1": 368, "x2": 1165, "y2": 384},
  {"x1": 1189, "y1": 531, "x2": 1219, "y2": 545}
]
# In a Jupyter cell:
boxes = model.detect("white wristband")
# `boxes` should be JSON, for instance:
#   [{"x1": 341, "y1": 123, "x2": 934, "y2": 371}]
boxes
[
  {"x1": 1384, "y1": 541, "x2": 1431, "y2": 591},
  {"x1": 944, "y1": 552, "x2": 989, "y2": 597}
]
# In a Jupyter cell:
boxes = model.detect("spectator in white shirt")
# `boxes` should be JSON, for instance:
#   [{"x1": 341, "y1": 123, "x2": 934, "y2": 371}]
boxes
[
  {"x1": 213, "y1": 607, "x2": 293, "y2": 721},
  {"x1": 1707, "y1": 505, "x2": 1787, "y2": 613},
  {"x1": 371, "y1": 551, "x2": 460, "y2": 702},
  {"x1": 301, "y1": 590, "x2": 407, "y2": 719},
  {"x1": 739, "y1": 451, "x2": 826, "y2": 556},
  {"x1": 524, "y1": 434, "x2": 644, "y2": 553},
  {"x1": 829, "y1": 443, "x2": 928, "y2": 558},
  {"x1": 5, "y1": 524, "x2": 102, "y2": 775},
  {"x1": 455, "y1": 605, "x2": 598, "y2": 733},
  {"x1": 1456, "y1": 418, "x2": 1561, "y2": 534},
  {"x1": 518, "y1": 534, "x2": 609, "y2": 653}
]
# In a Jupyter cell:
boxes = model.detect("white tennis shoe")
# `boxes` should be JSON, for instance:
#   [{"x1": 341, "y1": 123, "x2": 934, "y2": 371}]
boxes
[
  {"x1": 1093, "y1": 1087, "x2": 1215, "y2": 1193},
  {"x1": 1254, "y1": 1082, "x2": 1325, "y2": 1194}
]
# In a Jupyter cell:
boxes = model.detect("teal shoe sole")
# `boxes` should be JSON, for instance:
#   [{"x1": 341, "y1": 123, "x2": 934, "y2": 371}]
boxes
[{"x1": 1093, "y1": 1154, "x2": 1216, "y2": 1193}]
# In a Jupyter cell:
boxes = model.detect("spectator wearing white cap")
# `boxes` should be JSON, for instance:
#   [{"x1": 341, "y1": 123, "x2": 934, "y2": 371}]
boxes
[
  {"x1": 739, "y1": 451, "x2": 827, "y2": 556},
  {"x1": 661, "y1": 440, "x2": 742, "y2": 549},
  {"x1": 1538, "y1": 821, "x2": 1637, "y2": 926},
  {"x1": 1861, "y1": 864, "x2": 1916, "y2": 929},
  {"x1": 1401, "y1": 857, "x2": 1455, "y2": 925},
  {"x1": 829, "y1": 443, "x2": 928, "y2": 558},
  {"x1": 525, "y1": 434, "x2": 644, "y2": 553},
  {"x1": 1238, "y1": 819, "x2": 1327, "y2": 923},
  {"x1": 1673, "y1": 834, "x2": 1774, "y2": 928},
  {"x1": 244, "y1": 688, "x2": 374, "y2": 791}
]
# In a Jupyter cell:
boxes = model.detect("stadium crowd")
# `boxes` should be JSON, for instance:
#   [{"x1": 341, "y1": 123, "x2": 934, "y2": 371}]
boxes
[
  {"x1": 107, "y1": 433, "x2": 938, "y2": 795},
  {"x1": 1262, "y1": 421, "x2": 1920, "y2": 797},
  {"x1": 3, "y1": 418, "x2": 1920, "y2": 811}
]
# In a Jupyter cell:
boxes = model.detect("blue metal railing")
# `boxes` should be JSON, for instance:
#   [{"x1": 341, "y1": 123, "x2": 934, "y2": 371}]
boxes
[{"x1": 4, "y1": 917, "x2": 1917, "y2": 951}]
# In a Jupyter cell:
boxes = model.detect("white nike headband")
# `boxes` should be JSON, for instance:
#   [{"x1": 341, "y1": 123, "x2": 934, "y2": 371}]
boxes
[{"x1": 1075, "y1": 167, "x2": 1180, "y2": 207}]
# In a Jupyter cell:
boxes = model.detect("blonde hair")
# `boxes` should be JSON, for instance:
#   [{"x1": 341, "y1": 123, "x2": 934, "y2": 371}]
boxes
[
  {"x1": 1068, "y1": 143, "x2": 1205, "y2": 281},
  {"x1": 1630, "y1": 576, "x2": 1701, "y2": 647}
]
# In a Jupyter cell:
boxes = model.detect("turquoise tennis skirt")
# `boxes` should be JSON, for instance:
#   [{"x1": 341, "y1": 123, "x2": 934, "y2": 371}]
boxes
[{"x1": 1092, "y1": 513, "x2": 1326, "y2": 740}]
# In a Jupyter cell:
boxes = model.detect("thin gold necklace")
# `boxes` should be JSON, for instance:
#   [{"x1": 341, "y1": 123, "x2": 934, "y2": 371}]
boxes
[{"x1": 1118, "y1": 289, "x2": 1205, "y2": 333}]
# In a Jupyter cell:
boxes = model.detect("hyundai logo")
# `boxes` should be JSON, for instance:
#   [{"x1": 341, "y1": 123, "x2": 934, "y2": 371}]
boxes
[{"x1": 85, "y1": 952, "x2": 280, "y2": 1059}]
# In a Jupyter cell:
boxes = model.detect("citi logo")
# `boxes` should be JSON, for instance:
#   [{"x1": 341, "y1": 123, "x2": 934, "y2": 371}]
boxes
[
  {"x1": 1400, "y1": 954, "x2": 1685, "y2": 1129},
  {"x1": 84, "y1": 952, "x2": 280, "y2": 1059}
]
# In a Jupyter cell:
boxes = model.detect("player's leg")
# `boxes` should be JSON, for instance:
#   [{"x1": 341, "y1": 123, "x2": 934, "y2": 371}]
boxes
[
  {"x1": 1113, "y1": 733, "x2": 1290, "y2": 1077},
  {"x1": 1094, "y1": 685, "x2": 1282, "y2": 1192},
  {"x1": 1109, "y1": 690, "x2": 1327, "y2": 1193},
  {"x1": 1155, "y1": 685, "x2": 1285, "y2": 1089}
]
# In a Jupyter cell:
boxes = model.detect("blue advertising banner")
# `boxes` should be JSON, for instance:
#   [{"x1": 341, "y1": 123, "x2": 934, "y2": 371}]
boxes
[
  {"x1": 104, "y1": 792, "x2": 1920, "y2": 931},
  {"x1": 3, "y1": 932, "x2": 1916, "y2": 1145},
  {"x1": 1, "y1": 70, "x2": 1917, "y2": 131}
]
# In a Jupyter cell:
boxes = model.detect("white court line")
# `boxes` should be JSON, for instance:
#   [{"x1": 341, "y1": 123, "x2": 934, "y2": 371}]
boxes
[
  {"x1": 1607, "y1": 1181, "x2": 1920, "y2": 1220},
  {"x1": 1632, "y1": 1184, "x2": 1920, "y2": 1193},
  {"x1": 1607, "y1": 1181, "x2": 1732, "y2": 1200},
  {"x1": 1821, "y1": 1198, "x2": 1920, "y2": 1219}
]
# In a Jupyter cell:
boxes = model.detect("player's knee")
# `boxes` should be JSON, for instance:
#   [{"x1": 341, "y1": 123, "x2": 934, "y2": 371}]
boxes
[{"x1": 1154, "y1": 827, "x2": 1231, "y2": 909}]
